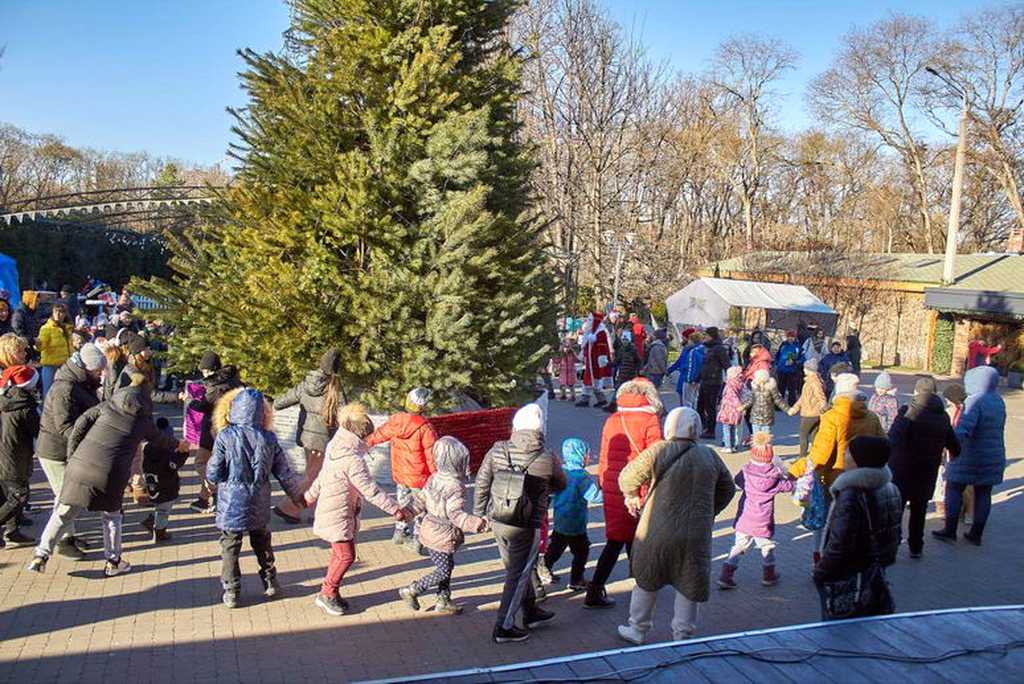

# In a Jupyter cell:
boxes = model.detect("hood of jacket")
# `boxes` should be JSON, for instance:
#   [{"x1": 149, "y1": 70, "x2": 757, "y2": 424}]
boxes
[
  {"x1": 327, "y1": 426, "x2": 363, "y2": 460},
  {"x1": 108, "y1": 384, "x2": 153, "y2": 418},
  {"x1": 228, "y1": 388, "x2": 264, "y2": 428},
  {"x1": 751, "y1": 373, "x2": 777, "y2": 392},
  {"x1": 909, "y1": 391, "x2": 945, "y2": 418},
  {"x1": 434, "y1": 436, "x2": 470, "y2": 478},
  {"x1": 561, "y1": 437, "x2": 590, "y2": 470},
  {"x1": 703, "y1": 338, "x2": 722, "y2": 350},
  {"x1": 0, "y1": 386, "x2": 36, "y2": 412},
  {"x1": 831, "y1": 465, "x2": 892, "y2": 493},
  {"x1": 749, "y1": 347, "x2": 772, "y2": 366},
  {"x1": 303, "y1": 369, "x2": 330, "y2": 397},
  {"x1": 964, "y1": 365, "x2": 999, "y2": 396},
  {"x1": 54, "y1": 358, "x2": 90, "y2": 386},
  {"x1": 831, "y1": 395, "x2": 868, "y2": 420},
  {"x1": 509, "y1": 429, "x2": 545, "y2": 454},
  {"x1": 615, "y1": 379, "x2": 661, "y2": 413}
]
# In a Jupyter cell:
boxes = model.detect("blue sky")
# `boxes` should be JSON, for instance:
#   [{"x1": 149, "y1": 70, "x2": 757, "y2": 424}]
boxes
[{"x1": 1, "y1": 0, "x2": 987, "y2": 166}]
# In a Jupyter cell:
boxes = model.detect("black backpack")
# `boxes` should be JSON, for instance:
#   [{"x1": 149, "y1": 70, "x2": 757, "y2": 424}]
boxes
[{"x1": 489, "y1": 445, "x2": 541, "y2": 527}]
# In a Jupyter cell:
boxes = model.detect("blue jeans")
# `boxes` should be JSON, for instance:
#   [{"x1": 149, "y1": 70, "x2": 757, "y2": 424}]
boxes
[
  {"x1": 721, "y1": 424, "x2": 741, "y2": 450},
  {"x1": 751, "y1": 424, "x2": 771, "y2": 434},
  {"x1": 41, "y1": 365, "x2": 59, "y2": 399}
]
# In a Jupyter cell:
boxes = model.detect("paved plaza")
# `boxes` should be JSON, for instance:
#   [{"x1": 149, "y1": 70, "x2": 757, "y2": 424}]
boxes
[{"x1": 0, "y1": 371, "x2": 1021, "y2": 683}]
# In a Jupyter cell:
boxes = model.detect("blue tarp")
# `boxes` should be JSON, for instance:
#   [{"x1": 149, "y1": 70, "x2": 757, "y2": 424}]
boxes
[{"x1": 0, "y1": 253, "x2": 20, "y2": 308}]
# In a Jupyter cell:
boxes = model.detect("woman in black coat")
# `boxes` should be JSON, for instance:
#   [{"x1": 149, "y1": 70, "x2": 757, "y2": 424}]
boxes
[
  {"x1": 271, "y1": 348, "x2": 345, "y2": 523},
  {"x1": 29, "y1": 377, "x2": 186, "y2": 576},
  {"x1": 888, "y1": 379, "x2": 960, "y2": 558},
  {"x1": 0, "y1": 366, "x2": 41, "y2": 546}
]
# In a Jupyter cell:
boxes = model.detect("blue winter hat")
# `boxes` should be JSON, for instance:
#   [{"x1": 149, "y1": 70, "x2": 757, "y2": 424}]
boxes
[{"x1": 561, "y1": 438, "x2": 591, "y2": 469}]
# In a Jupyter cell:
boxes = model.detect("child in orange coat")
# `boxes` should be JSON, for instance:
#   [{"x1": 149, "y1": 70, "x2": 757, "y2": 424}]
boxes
[{"x1": 365, "y1": 388, "x2": 438, "y2": 551}]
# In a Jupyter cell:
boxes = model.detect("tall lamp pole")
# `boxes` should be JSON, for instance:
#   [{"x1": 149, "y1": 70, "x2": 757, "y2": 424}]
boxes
[{"x1": 927, "y1": 66, "x2": 969, "y2": 286}]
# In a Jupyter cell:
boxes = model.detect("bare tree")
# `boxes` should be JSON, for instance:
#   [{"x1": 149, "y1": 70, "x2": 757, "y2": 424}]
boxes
[
  {"x1": 809, "y1": 14, "x2": 942, "y2": 253},
  {"x1": 710, "y1": 34, "x2": 797, "y2": 249}
]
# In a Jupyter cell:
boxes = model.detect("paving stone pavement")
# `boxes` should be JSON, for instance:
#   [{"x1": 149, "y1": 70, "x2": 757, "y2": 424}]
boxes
[{"x1": 0, "y1": 371, "x2": 1021, "y2": 683}]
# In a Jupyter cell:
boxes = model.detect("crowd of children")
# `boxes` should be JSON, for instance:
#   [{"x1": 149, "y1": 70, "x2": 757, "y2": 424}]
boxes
[{"x1": 0, "y1": 302, "x2": 1010, "y2": 648}]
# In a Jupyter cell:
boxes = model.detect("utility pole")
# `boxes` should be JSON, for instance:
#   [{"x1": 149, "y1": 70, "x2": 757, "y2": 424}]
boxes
[{"x1": 927, "y1": 66, "x2": 968, "y2": 286}]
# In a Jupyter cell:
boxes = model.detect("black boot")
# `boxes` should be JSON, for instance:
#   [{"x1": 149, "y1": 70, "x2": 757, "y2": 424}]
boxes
[{"x1": 583, "y1": 584, "x2": 615, "y2": 609}]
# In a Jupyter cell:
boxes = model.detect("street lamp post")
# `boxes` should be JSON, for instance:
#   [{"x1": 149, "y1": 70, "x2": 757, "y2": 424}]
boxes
[{"x1": 927, "y1": 66, "x2": 969, "y2": 286}]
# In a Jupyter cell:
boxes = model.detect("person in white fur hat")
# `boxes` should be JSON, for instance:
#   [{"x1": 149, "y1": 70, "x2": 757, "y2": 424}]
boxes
[
  {"x1": 474, "y1": 402, "x2": 566, "y2": 644},
  {"x1": 616, "y1": 407, "x2": 734, "y2": 644}
]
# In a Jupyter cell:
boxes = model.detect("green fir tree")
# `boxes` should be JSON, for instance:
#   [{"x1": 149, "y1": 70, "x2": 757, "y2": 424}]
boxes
[{"x1": 136, "y1": 0, "x2": 555, "y2": 407}]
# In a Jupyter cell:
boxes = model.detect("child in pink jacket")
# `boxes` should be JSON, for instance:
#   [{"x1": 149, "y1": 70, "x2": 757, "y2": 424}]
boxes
[
  {"x1": 398, "y1": 436, "x2": 488, "y2": 615},
  {"x1": 306, "y1": 403, "x2": 409, "y2": 617}
]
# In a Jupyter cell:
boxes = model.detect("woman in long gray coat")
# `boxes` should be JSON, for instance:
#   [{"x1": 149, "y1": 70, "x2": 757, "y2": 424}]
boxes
[{"x1": 616, "y1": 407, "x2": 735, "y2": 645}]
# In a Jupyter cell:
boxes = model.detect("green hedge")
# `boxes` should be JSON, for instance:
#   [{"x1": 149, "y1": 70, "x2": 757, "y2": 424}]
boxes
[
  {"x1": 0, "y1": 221, "x2": 169, "y2": 291},
  {"x1": 931, "y1": 313, "x2": 955, "y2": 374}
]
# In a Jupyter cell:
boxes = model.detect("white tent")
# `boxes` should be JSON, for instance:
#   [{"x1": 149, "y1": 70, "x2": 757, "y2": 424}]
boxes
[{"x1": 665, "y1": 277, "x2": 838, "y2": 335}]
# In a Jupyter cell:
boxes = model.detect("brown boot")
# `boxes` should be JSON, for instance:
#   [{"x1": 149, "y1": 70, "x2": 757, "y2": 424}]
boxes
[{"x1": 154, "y1": 529, "x2": 172, "y2": 543}]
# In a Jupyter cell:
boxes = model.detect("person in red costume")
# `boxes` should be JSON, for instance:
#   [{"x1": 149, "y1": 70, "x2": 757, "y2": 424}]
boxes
[
  {"x1": 966, "y1": 338, "x2": 1002, "y2": 370},
  {"x1": 577, "y1": 312, "x2": 613, "y2": 408}
]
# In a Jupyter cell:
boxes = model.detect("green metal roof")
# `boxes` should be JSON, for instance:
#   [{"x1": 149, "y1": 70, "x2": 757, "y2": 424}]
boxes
[{"x1": 707, "y1": 251, "x2": 1024, "y2": 293}]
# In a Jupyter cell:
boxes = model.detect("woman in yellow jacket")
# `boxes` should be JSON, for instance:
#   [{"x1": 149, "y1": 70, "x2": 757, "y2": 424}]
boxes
[
  {"x1": 37, "y1": 304, "x2": 73, "y2": 398},
  {"x1": 789, "y1": 373, "x2": 886, "y2": 487}
]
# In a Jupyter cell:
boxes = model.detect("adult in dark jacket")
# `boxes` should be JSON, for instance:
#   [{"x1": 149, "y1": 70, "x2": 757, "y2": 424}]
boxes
[
  {"x1": 933, "y1": 366, "x2": 1007, "y2": 546},
  {"x1": 474, "y1": 403, "x2": 566, "y2": 644},
  {"x1": 29, "y1": 378, "x2": 186, "y2": 576},
  {"x1": 845, "y1": 330, "x2": 863, "y2": 374},
  {"x1": 888, "y1": 379, "x2": 959, "y2": 557},
  {"x1": 272, "y1": 348, "x2": 345, "y2": 523},
  {"x1": 186, "y1": 351, "x2": 243, "y2": 512},
  {"x1": 35, "y1": 343, "x2": 106, "y2": 558},
  {"x1": 698, "y1": 328, "x2": 731, "y2": 438},
  {"x1": 10, "y1": 298, "x2": 38, "y2": 344},
  {"x1": 604, "y1": 333, "x2": 641, "y2": 414},
  {"x1": 0, "y1": 365, "x2": 41, "y2": 547},
  {"x1": 813, "y1": 436, "x2": 901, "y2": 620}
]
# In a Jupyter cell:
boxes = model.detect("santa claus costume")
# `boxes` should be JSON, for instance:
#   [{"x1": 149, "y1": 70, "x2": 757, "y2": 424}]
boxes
[{"x1": 577, "y1": 312, "x2": 613, "y2": 408}]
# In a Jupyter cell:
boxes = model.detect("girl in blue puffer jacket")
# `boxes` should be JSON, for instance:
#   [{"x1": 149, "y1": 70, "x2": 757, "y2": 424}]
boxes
[
  {"x1": 542, "y1": 438, "x2": 602, "y2": 591},
  {"x1": 207, "y1": 388, "x2": 305, "y2": 608}
]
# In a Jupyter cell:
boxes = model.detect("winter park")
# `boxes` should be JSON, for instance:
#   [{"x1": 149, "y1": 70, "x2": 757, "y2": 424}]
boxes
[{"x1": 0, "y1": 1, "x2": 1023, "y2": 682}]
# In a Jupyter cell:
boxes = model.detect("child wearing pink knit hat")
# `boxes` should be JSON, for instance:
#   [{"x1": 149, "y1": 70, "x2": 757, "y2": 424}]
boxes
[{"x1": 718, "y1": 431, "x2": 794, "y2": 590}]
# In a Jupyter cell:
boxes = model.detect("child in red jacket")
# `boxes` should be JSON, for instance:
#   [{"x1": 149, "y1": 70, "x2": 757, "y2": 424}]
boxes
[{"x1": 365, "y1": 388, "x2": 438, "y2": 552}]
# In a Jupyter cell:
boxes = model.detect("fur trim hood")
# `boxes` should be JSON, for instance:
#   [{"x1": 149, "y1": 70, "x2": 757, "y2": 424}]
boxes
[
  {"x1": 752, "y1": 372, "x2": 777, "y2": 391},
  {"x1": 213, "y1": 387, "x2": 273, "y2": 433},
  {"x1": 831, "y1": 465, "x2": 893, "y2": 494},
  {"x1": 616, "y1": 379, "x2": 663, "y2": 414}
]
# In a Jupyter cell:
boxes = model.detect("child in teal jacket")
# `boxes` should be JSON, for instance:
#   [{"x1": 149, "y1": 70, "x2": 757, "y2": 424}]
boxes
[{"x1": 543, "y1": 438, "x2": 602, "y2": 591}]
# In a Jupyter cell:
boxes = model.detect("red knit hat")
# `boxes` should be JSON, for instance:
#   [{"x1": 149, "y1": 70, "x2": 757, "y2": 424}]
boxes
[
  {"x1": 1, "y1": 364, "x2": 38, "y2": 390},
  {"x1": 750, "y1": 431, "x2": 774, "y2": 463}
]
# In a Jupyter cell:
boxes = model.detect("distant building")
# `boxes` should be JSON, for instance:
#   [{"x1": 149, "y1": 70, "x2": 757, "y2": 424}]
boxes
[{"x1": 699, "y1": 251, "x2": 1024, "y2": 375}]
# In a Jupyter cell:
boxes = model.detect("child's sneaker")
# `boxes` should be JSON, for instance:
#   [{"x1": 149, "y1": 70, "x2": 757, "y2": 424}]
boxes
[
  {"x1": 536, "y1": 559, "x2": 555, "y2": 585},
  {"x1": 104, "y1": 558, "x2": 132, "y2": 577},
  {"x1": 315, "y1": 593, "x2": 348, "y2": 616},
  {"x1": 26, "y1": 555, "x2": 47, "y2": 573},
  {"x1": 717, "y1": 563, "x2": 737, "y2": 589},
  {"x1": 761, "y1": 565, "x2": 779, "y2": 587},
  {"x1": 435, "y1": 594, "x2": 462, "y2": 615},
  {"x1": 223, "y1": 591, "x2": 239, "y2": 609},
  {"x1": 391, "y1": 529, "x2": 407, "y2": 545},
  {"x1": 139, "y1": 514, "x2": 155, "y2": 532},
  {"x1": 399, "y1": 585, "x2": 420, "y2": 611},
  {"x1": 568, "y1": 581, "x2": 588, "y2": 592},
  {"x1": 189, "y1": 498, "x2": 210, "y2": 513},
  {"x1": 263, "y1": 577, "x2": 282, "y2": 598},
  {"x1": 154, "y1": 529, "x2": 172, "y2": 543}
]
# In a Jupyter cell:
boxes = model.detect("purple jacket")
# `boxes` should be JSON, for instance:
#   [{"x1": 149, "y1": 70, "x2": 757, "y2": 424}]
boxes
[
  {"x1": 733, "y1": 461, "x2": 794, "y2": 538},
  {"x1": 184, "y1": 381, "x2": 206, "y2": 447}
]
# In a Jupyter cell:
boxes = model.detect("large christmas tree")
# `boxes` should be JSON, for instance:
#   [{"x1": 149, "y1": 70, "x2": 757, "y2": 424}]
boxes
[{"x1": 137, "y1": 0, "x2": 555, "y2": 407}]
